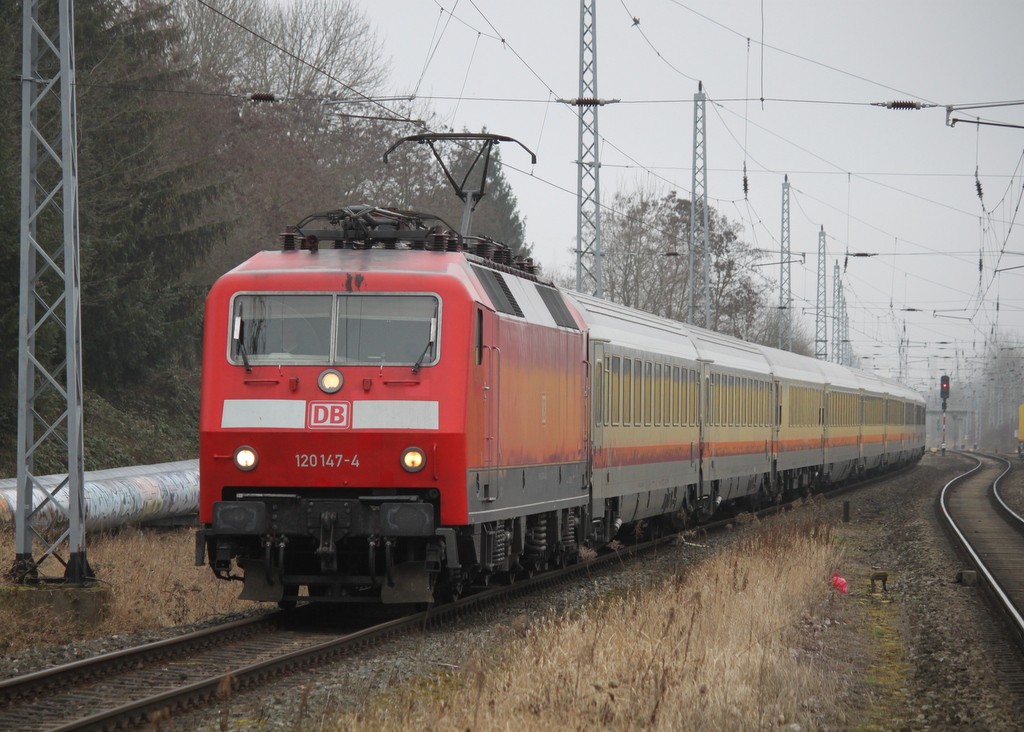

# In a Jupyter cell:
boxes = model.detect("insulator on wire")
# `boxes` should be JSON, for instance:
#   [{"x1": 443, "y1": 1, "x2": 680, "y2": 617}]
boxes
[
  {"x1": 250, "y1": 92, "x2": 276, "y2": 103},
  {"x1": 885, "y1": 100, "x2": 922, "y2": 110},
  {"x1": 742, "y1": 162, "x2": 749, "y2": 197},
  {"x1": 975, "y1": 178, "x2": 984, "y2": 201}
]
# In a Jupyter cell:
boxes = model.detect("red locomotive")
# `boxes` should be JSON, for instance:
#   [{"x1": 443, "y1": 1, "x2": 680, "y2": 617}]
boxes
[
  {"x1": 197, "y1": 203, "x2": 593, "y2": 604},
  {"x1": 197, "y1": 137, "x2": 925, "y2": 607}
]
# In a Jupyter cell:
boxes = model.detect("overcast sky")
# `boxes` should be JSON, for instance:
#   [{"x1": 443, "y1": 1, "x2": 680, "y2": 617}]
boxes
[{"x1": 356, "y1": 0, "x2": 1024, "y2": 393}]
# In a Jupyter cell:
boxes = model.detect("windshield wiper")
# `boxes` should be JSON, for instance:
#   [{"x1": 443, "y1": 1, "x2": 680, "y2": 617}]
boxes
[
  {"x1": 412, "y1": 340, "x2": 433, "y2": 374},
  {"x1": 233, "y1": 315, "x2": 252, "y2": 373},
  {"x1": 412, "y1": 309, "x2": 438, "y2": 374}
]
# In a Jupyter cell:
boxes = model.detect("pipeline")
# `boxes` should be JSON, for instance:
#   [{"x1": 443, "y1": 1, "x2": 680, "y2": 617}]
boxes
[{"x1": 0, "y1": 459, "x2": 199, "y2": 532}]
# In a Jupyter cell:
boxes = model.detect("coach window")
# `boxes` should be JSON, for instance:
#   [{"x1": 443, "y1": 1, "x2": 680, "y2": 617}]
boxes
[
  {"x1": 618, "y1": 358, "x2": 626, "y2": 425},
  {"x1": 717, "y1": 375, "x2": 724, "y2": 426},
  {"x1": 630, "y1": 360, "x2": 638, "y2": 425},
  {"x1": 716, "y1": 374, "x2": 724, "y2": 426},
  {"x1": 688, "y1": 370, "x2": 695, "y2": 425},
  {"x1": 721, "y1": 375, "x2": 728, "y2": 426},
  {"x1": 594, "y1": 360, "x2": 603, "y2": 426},
  {"x1": 716, "y1": 374, "x2": 723, "y2": 426},
  {"x1": 663, "y1": 364, "x2": 671, "y2": 426},
  {"x1": 707, "y1": 374, "x2": 714, "y2": 425},
  {"x1": 603, "y1": 360, "x2": 611, "y2": 426},
  {"x1": 678, "y1": 368, "x2": 686, "y2": 426},
  {"x1": 729, "y1": 375, "x2": 736, "y2": 426},
  {"x1": 653, "y1": 364, "x2": 662, "y2": 425},
  {"x1": 735, "y1": 376, "x2": 742, "y2": 426},
  {"x1": 671, "y1": 366, "x2": 680, "y2": 426},
  {"x1": 645, "y1": 362, "x2": 653, "y2": 426},
  {"x1": 611, "y1": 356, "x2": 621, "y2": 425}
]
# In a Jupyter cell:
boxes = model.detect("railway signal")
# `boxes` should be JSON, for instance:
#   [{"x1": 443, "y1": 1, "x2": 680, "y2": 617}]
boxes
[{"x1": 940, "y1": 374, "x2": 950, "y2": 454}]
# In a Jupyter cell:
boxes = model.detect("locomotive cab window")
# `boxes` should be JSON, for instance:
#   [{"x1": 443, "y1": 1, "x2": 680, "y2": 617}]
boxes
[
  {"x1": 229, "y1": 293, "x2": 440, "y2": 367},
  {"x1": 231, "y1": 294, "x2": 332, "y2": 364}
]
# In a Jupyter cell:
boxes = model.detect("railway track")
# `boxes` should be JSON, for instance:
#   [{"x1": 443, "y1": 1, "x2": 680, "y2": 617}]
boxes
[
  {"x1": 938, "y1": 452, "x2": 1024, "y2": 657},
  {"x1": 0, "y1": 461, "x2": 921, "y2": 731},
  {"x1": 0, "y1": 531, "x2": 681, "y2": 732}
]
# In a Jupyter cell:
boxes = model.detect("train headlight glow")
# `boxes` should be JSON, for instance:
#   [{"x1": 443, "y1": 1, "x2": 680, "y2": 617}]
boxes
[
  {"x1": 401, "y1": 447, "x2": 426, "y2": 472},
  {"x1": 318, "y1": 369, "x2": 343, "y2": 393},
  {"x1": 233, "y1": 446, "x2": 258, "y2": 471}
]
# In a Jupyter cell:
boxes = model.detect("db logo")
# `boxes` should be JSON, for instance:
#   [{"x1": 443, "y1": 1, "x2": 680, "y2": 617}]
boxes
[{"x1": 308, "y1": 401, "x2": 350, "y2": 429}]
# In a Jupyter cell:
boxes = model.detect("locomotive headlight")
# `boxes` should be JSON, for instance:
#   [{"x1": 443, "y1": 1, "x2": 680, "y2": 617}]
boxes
[
  {"x1": 401, "y1": 447, "x2": 426, "y2": 473},
  {"x1": 233, "y1": 446, "x2": 258, "y2": 471},
  {"x1": 318, "y1": 369, "x2": 343, "y2": 393}
]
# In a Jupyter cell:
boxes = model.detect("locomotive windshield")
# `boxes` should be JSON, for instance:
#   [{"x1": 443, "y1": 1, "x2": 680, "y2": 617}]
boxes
[{"x1": 230, "y1": 293, "x2": 439, "y2": 367}]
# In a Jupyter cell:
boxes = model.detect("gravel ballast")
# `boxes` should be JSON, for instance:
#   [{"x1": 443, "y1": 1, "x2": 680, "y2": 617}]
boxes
[{"x1": 3, "y1": 452, "x2": 1023, "y2": 731}]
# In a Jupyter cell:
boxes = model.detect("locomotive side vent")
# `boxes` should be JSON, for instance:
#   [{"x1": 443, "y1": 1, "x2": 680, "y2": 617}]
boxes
[
  {"x1": 472, "y1": 266, "x2": 525, "y2": 317},
  {"x1": 536, "y1": 284, "x2": 580, "y2": 330}
]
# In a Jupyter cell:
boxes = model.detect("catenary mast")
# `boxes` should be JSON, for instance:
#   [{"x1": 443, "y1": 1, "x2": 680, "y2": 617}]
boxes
[{"x1": 15, "y1": 0, "x2": 91, "y2": 583}]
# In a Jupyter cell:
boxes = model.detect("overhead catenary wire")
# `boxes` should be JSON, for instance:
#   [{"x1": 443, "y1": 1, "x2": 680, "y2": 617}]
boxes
[{"x1": 185, "y1": 0, "x2": 1019, "y2": 375}]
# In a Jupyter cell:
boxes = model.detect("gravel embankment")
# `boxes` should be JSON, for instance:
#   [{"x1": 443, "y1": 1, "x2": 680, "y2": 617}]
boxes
[{"x1": 3, "y1": 452, "x2": 1023, "y2": 731}]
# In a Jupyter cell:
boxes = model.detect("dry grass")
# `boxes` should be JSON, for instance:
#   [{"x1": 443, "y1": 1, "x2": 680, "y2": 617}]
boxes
[
  {"x1": 336, "y1": 514, "x2": 846, "y2": 731},
  {"x1": 0, "y1": 526, "x2": 251, "y2": 655}
]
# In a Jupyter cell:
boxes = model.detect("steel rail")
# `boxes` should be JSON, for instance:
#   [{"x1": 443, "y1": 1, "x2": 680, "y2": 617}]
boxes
[
  {"x1": 938, "y1": 453, "x2": 1024, "y2": 647},
  {"x1": 0, "y1": 612, "x2": 278, "y2": 707},
  {"x1": 30, "y1": 537, "x2": 669, "y2": 732},
  {"x1": 5, "y1": 458, "x2": 924, "y2": 731}
]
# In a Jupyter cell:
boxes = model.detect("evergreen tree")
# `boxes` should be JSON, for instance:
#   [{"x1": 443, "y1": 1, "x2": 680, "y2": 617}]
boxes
[
  {"x1": 0, "y1": 4, "x2": 21, "y2": 428},
  {"x1": 75, "y1": 1, "x2": 227, "y2": 387},
  {"x1": 0, "y1": 0, "x2": 227, "y2": 412}
]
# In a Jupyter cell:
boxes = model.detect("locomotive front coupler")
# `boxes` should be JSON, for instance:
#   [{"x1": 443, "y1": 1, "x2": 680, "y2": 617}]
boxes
[
  {"x1": 261, "y1": 534, "x2": 288, "y2": 586},
  {"x1": 368, "y1": 536, "x2": 380, "y2": 586},
  {"x1": 366, "y1": 535, "x2": 398, "y2": 588},
  {"x1": 384, "y1": 538, "x2": 396, "y2": 588},
  {"x1": 315, "y1": 511, "x2": 339, "y2": 573}
]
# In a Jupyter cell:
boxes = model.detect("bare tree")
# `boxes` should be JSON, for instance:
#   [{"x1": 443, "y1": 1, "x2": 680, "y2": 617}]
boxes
[
  {"x1": 598, "y1": 185, "x2": 777, "y2": 342},
  {"x1": 172, "y1": 0, "x2": 388, "y2": 97}
]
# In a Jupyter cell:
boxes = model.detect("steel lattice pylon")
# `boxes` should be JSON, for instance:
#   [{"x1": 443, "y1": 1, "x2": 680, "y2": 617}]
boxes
[
  {"x1": 688, "y1": 84, "x2": 710, "y2": 328},
  {"x1": 832, "y1": 262, "x2": 842, "y2": 364},
  {"x1": 15, "y1": 0, "x2": 91, "y2": 584},
  {"x1": 574, "y1": 0, "x2": 603, "y2": 297},
  {"x1": 779, "y1": 176, "x2": 792, "y2": 351},
  {"x1": 815, "y1": 226, "x2": 827, "y2": 360}
]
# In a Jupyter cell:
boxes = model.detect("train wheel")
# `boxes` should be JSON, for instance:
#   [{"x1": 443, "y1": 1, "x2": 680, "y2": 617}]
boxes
[
  {"x1": 438, "y1": 574, "x2": 465, "y2": 603},
  {"x1": 277, "y1": 584, "x2": 299, "y2": 611}
]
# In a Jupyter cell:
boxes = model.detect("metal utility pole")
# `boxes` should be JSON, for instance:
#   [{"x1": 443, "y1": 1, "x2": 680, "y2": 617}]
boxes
[
  {"x1": 898, "y1": 321, "x2": 908, "y2": 383},
  {"x1": 572, "y1": 0, "x2": 604, "y2": 297},
  {"x1": 840, "y1": 296, "x2": 852, "y2": 366},
  {"x1": 778, "y1": 176, "x2": 792, "y2": 351},
  {"x1": 815, "y1": 226, "x2": 827, "y2": 360},
  {"x1": 688, "y1": 82, "x2": 710, "y2": 328},
  {"x1": 16, "y1": 0, "x2": 91, "y2": 584},
  {"x1": 832, "y1": 262, "x2": 842, "y2": 365}
]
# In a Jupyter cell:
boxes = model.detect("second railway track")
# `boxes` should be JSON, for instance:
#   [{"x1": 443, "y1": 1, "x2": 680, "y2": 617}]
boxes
[{"x1": 939, "y1": 452, "x2": 1024, "y2": 651}]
